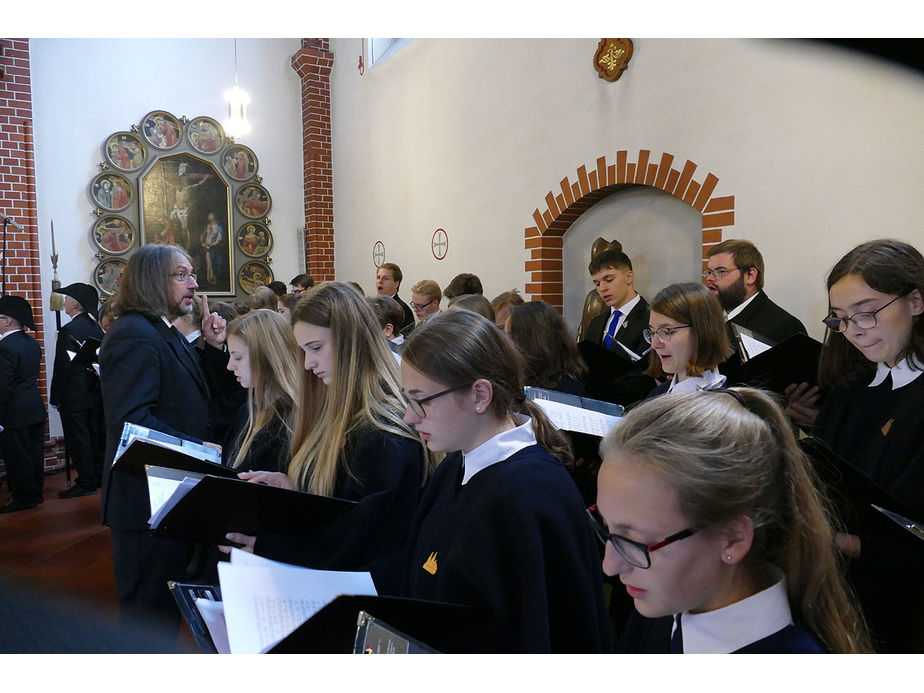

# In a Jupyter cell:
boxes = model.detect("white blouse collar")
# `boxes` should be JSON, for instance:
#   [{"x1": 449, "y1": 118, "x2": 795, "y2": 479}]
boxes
[
  {"x1": 461, "y1": 414, "x2": 535, "y2": 485},
  {"x1": 666, "y1": 367, "x2": 726, "y2": 394},
  {"x1": 868, "y1": 354, "x2": 924, "y2": 390},
  {"x1": 678, "y1": 576, "x2": 792, "y2": 654}
]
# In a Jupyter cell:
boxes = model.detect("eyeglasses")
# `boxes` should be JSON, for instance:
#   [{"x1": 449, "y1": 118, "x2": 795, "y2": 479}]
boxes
[
  {"x1": 167, "y1": 271, "x2": 197, "y2": 283},
  {"x1": 586, "y1": 505, "x2": 697, "y2": 569},
  {"x1": 701, "y1": 267, "x2": 739, "y2": 280},
  {"x1": 411, "y1": 298, "x2": 437, "y2": 312},
  {"x1": 402, "y1": 383, "x2": 472, "y2": 418},
  {"x1": 643, "y1": 325, "x2": 690, "y2": 344},
  {"x1": 822, "y1": 293, "x2": 907, "y2": 333}
]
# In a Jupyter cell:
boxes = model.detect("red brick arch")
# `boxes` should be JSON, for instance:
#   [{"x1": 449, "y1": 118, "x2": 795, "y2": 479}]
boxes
[{"x1": 524, "y1": 150, "x2": 736, "y2": 311}]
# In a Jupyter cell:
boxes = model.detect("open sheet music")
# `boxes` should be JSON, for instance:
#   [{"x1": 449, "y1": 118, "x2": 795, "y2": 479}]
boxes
[
  {"x1": 525, "y1": 386, "x2": 622, "y2": 437},
  {"x1": 216, "y1": 550, "x2": 377, "y2": 653}
]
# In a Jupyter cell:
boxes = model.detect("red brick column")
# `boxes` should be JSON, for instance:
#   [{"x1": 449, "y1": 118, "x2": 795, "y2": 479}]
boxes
[
  {"x1": 524, "y1": 151, "x2": 736, "y2": 312},
  {"x1": 0, "y1": 38, "x2": 58, "y2": 472},
  {"x1": 291, "y1": 38, "x2": 335, "y2": 281}
]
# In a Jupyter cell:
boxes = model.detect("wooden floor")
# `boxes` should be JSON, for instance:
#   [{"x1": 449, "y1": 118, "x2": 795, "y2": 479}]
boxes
[{"x1": 0, "y1": 469, "x2": 117, "y2": 618}]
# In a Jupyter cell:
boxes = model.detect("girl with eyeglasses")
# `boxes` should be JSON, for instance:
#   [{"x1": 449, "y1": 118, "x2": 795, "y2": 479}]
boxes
[
  {"x1": 644, "y1": 282, "x2": 734, "y2": 397},
  {"x1": 811, "y1": 238, "x2": 924, "y2": 652},
  {"x1": 222, "y1": 282, "x2": 429, "y2": 573},
  {"x1": 595, "y1": 388, "x2": 870, "y2": 653},
  {"x1": 394, "y1": 308, "x2": 612, "y2": 652}
]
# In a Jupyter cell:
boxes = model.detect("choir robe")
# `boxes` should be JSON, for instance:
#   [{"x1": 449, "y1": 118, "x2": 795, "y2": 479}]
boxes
[{"x1": 399, "y1": 444, "x2": 613, "y2": 653}]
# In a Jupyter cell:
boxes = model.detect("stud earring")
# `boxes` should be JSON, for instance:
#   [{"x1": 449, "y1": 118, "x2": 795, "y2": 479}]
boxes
[{"x1": 726, "y1": 554, "x2": 733, "y2": 562}]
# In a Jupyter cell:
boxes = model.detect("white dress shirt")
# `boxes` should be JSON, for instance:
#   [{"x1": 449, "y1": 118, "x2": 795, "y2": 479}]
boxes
[
  {"x1": 868, "y1": 354, "x2": 924, "y2": 390},
  {"x1": 666, "y1": 367, "x2": 726, "y2": 394},
  {"x1": 461, "y1": 414, "x2": 536, "y2": 485}
]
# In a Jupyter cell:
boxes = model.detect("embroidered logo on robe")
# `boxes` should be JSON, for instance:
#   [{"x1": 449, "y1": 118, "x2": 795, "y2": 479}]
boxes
[{"x1": 422, "y1": 552, "x2": 438, "y2": 575}]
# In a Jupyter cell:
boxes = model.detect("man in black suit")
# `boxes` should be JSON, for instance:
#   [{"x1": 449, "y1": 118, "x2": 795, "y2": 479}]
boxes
[
  {"x1": 583, "y1": 249, "x2": 655, "y2": 405},
  {"x1": 100, "y1": 244, "x2": 226, "y2": 631},
  {"x1": 376, "y1": 262, "x2": 414, "y2": 331},
  {"x1": 50, "y1": 283, "x2": 106, "y2": 498},
  {"x1": 0, "y1": 296, "x2": 47, "y2": 513},
  {"x1": 704, "y1": 239, "x2": 807, "y2": 346}
]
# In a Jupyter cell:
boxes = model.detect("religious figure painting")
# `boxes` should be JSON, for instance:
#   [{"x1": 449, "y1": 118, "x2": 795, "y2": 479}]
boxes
[
  {"x1": 104, "y1": 132, "x2": 146, "y2": 172},
  {"x1": 223, "y1": 144, "x2": 257, "y2": 182},
  {"x1": 141, "y1": 110, "x2": 182, "y2": 150},
  {"x1": 140, "y1": 153, "x2": 234, "y2": 294},
  {"x1": 90, "y1": 173, "x2": 133, "y2": 212},
  {"x1": 94, "y1": 257, "x2": 127, "y2": 297},
  {"x1": 187, "y1": 116, "x2": 224, "y2": 155},
  {"x1": 238, "y1": 261, "x2": 273, "y2": 294},
  {"x1": 92, "y1": 216, "x2": 134, "y2": 255},
  {"x1": 235, "y1": 183, "x2": 271, "y2": 219},
  {"x1": 236, "y1": 222, "x2": 271, "y2": 258}
]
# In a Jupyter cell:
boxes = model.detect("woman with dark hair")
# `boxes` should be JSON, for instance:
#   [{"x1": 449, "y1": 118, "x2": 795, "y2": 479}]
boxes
[
  {"x1": 595, "y1": 388, "x2": 870, "y2": 653},
  {"x1": 395, "y1": 309, "x2": 612, "y2": 652},
  {"x1": 644, "y1": 282, "x2": 734, "y2": 397},
  {"x1": 811, "y1": 238, "x2": 924, "y2": 652},
  {"x1": 505, "y1": 300, "x2": 588, "y2": 396}
]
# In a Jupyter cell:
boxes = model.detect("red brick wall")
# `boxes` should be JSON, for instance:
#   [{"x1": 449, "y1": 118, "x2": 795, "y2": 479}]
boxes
[
  {"x1": 291, "y1": 39, "x2": 335, "y2": 281},
  {"x1": 524, "y1": 150, "x2": 736, "y2": 311},
  {"x1": 0, "y1": 37, "x2": 57, "y2": 473}
]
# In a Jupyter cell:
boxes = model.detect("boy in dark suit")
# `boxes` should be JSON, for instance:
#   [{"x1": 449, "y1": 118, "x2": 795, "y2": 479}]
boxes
[
  {"x1": 50, "y1": 283, "x2": 106, "y2": 498},
  {"x1": 0, "y1": 296, "x2": 48, "y2": 513}
]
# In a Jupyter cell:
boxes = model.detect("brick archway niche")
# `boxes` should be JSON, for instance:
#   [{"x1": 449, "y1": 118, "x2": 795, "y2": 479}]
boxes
[{"x1": 524, "y1": 150, "x2": 736, "y2": 313}]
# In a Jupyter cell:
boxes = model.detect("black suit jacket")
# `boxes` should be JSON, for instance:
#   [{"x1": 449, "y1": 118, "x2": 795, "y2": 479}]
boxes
[
  {"x1": 50, "y1": 312, "x2": 105, "y2": 411},
  {"x1": 393, "y1": 293, "x2": 415, "y2": 332},
  {"x1": 0, "y1": 330, "x2": 47, "y2": 429},
  {"x1": 99, "y1": 312, "x2": 212, "y2": 529},
  {"x1": 728, "y1": 291, "x2": 806, "y2": 345},
  {"x1": 586, "y1": 296, "x2": 650, "y2": 360}
]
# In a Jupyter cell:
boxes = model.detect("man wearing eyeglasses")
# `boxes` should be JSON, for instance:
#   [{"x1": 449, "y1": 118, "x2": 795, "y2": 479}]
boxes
[
  {"x1": 289, "y1": 273, "x2": 314, "y2": 296},
  {"x1": 410, "y1": 279, "x2": 442, "y2": 324},
  {"x1": 99, "y1": 244, "x2": 227, "y2": 633},
  {"x1": 704, "y1": 239, "x2": 806, "y2": 346}
]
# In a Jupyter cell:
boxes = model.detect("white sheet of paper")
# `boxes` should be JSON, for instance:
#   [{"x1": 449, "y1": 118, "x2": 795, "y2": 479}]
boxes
[
  {"x1": 531, "y1": 398, "x2": 620, "y2": 437},
  {"x1": 218, "y1": 549, "x2": 377, "y2": 654},
  {"x1": 740, "y1": 332, "x2": 773, "y2": 359},
  {"x1": 146, "y1": 474, "x2": 200, "y2": 525},
  {"x1": 195, "y1": 597, "x2": 231, "y2": 654}
]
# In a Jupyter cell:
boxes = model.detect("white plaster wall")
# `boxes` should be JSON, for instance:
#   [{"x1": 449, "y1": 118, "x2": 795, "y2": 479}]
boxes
[
  {"x1": 30, "y1": 38, "x2": 304, "y2": 433},
  {"x1": 329, "y1": 38, "x2": 924, "y2": 338}
]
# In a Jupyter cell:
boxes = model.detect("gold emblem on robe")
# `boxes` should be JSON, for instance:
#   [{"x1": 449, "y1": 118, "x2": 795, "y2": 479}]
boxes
[{"x1": 422, "y1": 552, "x2": 438, "y2": 575}]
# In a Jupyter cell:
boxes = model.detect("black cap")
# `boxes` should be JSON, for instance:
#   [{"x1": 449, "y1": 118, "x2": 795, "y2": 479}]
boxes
[
  {"x1": 0, "y1": 295, "x2": 36, "y2": 330},
  {"x1": 57, "y1": 282, "x2": 100, "y2": 319}
]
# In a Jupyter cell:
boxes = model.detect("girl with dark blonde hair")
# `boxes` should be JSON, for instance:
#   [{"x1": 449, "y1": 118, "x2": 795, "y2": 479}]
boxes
[
  {"x1": 395, "y1": 309, "x2": 612, "y2": 652},
  {"x1": 644, "y1": 282, "x2": 734, "y2": 396},
  {"x1": 222, "y1": 309, "x2": 301, "y2": 472},
  {"x1": 222, "y1": 282, "x2": 428, "y2": 572},
  {"x1": 595, "y1": 388, "x2": 871, "y2": 653}
]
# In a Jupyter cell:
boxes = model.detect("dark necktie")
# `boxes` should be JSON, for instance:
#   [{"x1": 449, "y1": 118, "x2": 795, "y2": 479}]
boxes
[
  {"x1": 602, "y1": 309, "x2": 622, "y2": 349},
  {"x1": 670, "y1": 613, "x2": 683, "y2": 654}
]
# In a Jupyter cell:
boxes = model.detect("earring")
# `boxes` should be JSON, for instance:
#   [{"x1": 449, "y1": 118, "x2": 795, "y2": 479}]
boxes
[{"x1": 725, "y1": 554, "x2": 733, "y2": 562}]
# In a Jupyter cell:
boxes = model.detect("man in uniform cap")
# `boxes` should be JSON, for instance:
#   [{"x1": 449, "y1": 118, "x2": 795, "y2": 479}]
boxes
[
  {"x1": 50, "y1": 283, "x2": 106, "y2": 497},
  {"x1": 0, "y1": 295, "x2": 48, "y2": 513}
]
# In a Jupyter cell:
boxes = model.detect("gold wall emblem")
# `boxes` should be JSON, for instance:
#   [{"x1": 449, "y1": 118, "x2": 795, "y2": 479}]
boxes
[
  {"x1": 422, "y1": 552, "x2": 438, "y2": 575},
  {"x1": 594, "y1": 39, "x2": 634, "y2": 82}
]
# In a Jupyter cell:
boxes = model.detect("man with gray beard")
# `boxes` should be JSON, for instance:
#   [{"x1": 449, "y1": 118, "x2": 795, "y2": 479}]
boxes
[{"x1": 99, "y1": 244, "x2": 226, "y2": 634}]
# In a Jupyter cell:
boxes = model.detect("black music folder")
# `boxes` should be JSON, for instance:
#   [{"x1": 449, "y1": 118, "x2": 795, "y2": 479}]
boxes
[
  {"x1": 112, "y1": 422, "x2": 237, "y2": 480},
  {"x1": 725, "y1": 332, "x2": 823, "y2": 393},
  {"x1": 168, "y1": 581, "x2": 222, "y2": 654},
  {"x1": 147, "y1": 471, "x2": 357, "y2": 545},
  {"x1": 579, "y1": 339, "x2": 646, "y2": 381},
  {"x1": 69, "y1": 336, "x2": 101, "y2": 366},
  {"x1": 267, "y1": 594, "x2": 477, "y2": 654}
]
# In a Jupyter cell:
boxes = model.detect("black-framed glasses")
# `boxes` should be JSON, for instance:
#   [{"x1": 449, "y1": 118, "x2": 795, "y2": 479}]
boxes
[
  {"x1": 410, "y1": 297, "x2": 437, "y2": 312},
  {"x1": 643, "y1": 325, "x2": 690, "y2": 344},
  {"x1": 822, "y1": 293, "x2": 907, "y2": 333},
  {"x1": 701, "y1": 267, "x2": 739, "y2": 280},
  {"x1": 167, "y1": 271, "x2": 197, "y2": 283},
  {"x1": 402, "y1": 383, "x2": 472, "y2": 418},
  {"x1": 586, "y1": 505, "x2": 697, "y2": 569}
]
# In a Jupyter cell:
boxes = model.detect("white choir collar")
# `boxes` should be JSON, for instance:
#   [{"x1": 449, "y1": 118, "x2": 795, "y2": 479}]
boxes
[
  {"x1": 724, "y1": 290, "x2": 761, "y2": 322},
  {"x1": 461, "y1": 414, "x2": 536, "y2": 485},
  {"x1": 666, "y1": 367, "x2": 726, "y2": 394},
  {"x1": 678, "y1": 576, "x2": 793, "y2": 654},
  {"x1": 868, "y1": 354, "x2": 924, "y2": 390}
]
